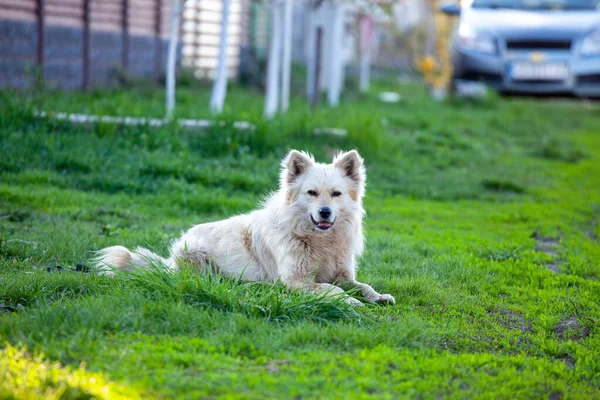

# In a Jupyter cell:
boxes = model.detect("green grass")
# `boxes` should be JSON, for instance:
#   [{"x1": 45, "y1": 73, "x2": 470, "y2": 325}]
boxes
[{"x1": 1, "y1": 81, "x2": 599, "y2": 399}]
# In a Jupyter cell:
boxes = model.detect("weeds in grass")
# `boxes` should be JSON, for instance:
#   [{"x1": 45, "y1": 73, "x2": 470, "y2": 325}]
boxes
[
  {"x1": 534, "y1": 136, "x2": 587, "y2": 163},
  {"x1": 481, "y1": 179, "x2": 525, "y2": 194},
  {"x1": 473, "y1": 243, "x2": 523, "y2": 262},
  {"x1": 116, "y1": 263, "x2": 364, "y2": 324}
]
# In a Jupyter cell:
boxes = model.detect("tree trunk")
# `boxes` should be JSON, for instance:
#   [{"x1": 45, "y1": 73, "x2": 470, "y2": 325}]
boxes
[{"x1": 210, "y1": 0, "x2": 231, "y2": 113}]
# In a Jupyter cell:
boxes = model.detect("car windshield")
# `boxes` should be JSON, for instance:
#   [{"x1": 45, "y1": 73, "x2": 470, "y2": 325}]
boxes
[{"x1": 471, "y1": 0, "x2": 599, "y2": 10}]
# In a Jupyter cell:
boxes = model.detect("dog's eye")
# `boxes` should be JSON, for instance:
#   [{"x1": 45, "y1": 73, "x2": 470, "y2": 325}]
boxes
[
  {"x1": 307, "y1": 190, "x2": 318, "y2": 196},
  {"x1": 332, "y1": 191, "x2": 342, "y2": 197}
]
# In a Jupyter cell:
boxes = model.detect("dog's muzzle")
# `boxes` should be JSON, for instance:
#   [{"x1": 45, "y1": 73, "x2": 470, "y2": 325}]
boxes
[{"x1": 311, "y1": 215, "x2": 335, "y2": 231}]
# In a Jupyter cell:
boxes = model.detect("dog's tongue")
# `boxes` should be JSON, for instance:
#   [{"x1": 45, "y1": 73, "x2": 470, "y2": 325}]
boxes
[{"x1": 318, "y1": 221, "x2": 331, "y2": 227}]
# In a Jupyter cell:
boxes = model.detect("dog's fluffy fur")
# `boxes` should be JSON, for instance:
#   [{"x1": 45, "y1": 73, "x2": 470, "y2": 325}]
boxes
[{"x1": 94, "y1": 150, "x2": 394, "y2": 305}]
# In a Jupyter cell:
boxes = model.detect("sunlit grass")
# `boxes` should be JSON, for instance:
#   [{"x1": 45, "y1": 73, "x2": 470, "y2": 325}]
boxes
[{"x1": 0, "y1": 344, "x2": 142, "y2": 399}]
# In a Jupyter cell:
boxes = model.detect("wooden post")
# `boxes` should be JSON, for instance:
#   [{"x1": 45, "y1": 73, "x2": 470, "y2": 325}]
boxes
[
  {"x1": 36, "y1": 0, "x2": 45, "y2": 80},
  {"x1": 122, "y1": 0, "x2": 129, "y2": 71},
  {"x1": 311, "y1": 27, "x2": 322, "y2": 112},
  {"x1": 155, "y1": 0, "x2": 162, "y2": 80},
  {"x1": 83, "y1": 0, "x2": 91, "y2": 90}
]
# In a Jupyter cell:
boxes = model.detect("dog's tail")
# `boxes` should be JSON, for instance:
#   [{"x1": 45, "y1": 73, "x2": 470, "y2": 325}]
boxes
[{"x1": 93, "y1": 245, "x2": 172, "y2": 275}]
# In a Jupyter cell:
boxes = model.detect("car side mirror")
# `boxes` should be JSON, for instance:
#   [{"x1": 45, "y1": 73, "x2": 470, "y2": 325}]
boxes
[{"x1": 439, "y1": 2, "x2": 461, "y2": 16}]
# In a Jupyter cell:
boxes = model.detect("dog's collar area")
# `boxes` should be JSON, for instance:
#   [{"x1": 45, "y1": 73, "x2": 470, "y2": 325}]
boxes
[{"x1": 310, "y1": 215, "x2": 335, "y2": 231}]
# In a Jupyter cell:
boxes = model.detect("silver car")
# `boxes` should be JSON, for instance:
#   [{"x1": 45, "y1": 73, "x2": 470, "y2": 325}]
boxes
[{"x1": 442, "y1": 0, "x2": 600, "y2": 97}]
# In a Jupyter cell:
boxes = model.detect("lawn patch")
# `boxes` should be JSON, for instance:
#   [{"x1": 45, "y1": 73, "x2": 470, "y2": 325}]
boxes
[
  {"x1": 531, "y1": 229, "x2": 563, "y2": 273},
  {"x1": 554, "y1": 317, "x2": 592, "y2": 342},
  {"x1": 1, "y1": 81, "x2": 599, "y2": 397}
]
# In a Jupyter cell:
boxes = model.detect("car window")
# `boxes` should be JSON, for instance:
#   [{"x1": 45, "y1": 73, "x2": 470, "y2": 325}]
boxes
[{"x1": 471, "y1": 0, "x2": 600, "y2": 10}]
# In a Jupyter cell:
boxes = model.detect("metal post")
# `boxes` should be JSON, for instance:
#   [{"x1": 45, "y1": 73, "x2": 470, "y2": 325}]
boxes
[
  {"x1": 83, "y1": 0, "x2": 91, "y2": 90},
  {"x1": 155, "y1": 0, "x2": 162, "y2": 80},
  {"x1": 36, "y1": 0, "x2": 45, "y2": 80},
  {"x1": 122, "y1": 0, "x2": 129, "y2": 71}
]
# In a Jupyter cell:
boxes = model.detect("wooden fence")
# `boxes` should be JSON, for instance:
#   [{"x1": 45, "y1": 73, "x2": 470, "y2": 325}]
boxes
[
  {"x1": 180, "y1": 0, "x2": 249, "y2": 79},
  {"x1": 0, "y1": 0, "x2": 174, "y2": 89}
]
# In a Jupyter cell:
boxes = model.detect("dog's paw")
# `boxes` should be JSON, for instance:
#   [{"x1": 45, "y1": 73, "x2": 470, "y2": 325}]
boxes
[
  {"x1": 345, "y1": 297, "x2": 364, "y2": 307},
  {"x1": 375, "y1": 294, "x2": 395, "y2": 305}
]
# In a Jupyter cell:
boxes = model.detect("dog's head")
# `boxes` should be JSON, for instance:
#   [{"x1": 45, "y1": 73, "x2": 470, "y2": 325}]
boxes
[{"x1": 280, "y1": 149, "x2": 366, "y2": 232}]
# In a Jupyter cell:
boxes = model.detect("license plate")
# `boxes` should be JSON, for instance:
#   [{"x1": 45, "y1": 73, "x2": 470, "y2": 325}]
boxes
[{"x1": 510, "y1": 62, "x2": 569, "y2": 80}]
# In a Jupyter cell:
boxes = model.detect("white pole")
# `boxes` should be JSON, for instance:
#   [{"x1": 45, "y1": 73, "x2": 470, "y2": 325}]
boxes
[
  {"x1": 320, "y1": 2, "x2": 332, "y2": 92},
  {"x1": 280, "y1": 0, "x2": 293, "y2": 112},
  {"x1": 305, "y1": 2, "x2": 316, "y2": 100},
  {"x1": 264, "y1": 0, "x2": 282, "y2": 118},
  {"x1": 359, "y1": 15, "x2": 371, "y2": 93},
  {"x1": 166, "y1": 0, "x2": 181, "y2": 119},
  {"x1": 327, "y1": 2, "x2": 344, "y2": 106},
  {"x1": 210, "y1": 0, "x2": 231, "y2": 113}
]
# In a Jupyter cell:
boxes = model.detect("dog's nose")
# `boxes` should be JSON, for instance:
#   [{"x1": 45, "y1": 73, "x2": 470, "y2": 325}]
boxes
[{"x1": 318, "y1": 207, "x2": 332, "y2": 219}]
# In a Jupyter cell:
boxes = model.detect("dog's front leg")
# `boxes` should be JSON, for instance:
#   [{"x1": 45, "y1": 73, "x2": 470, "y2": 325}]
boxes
[
  {"x1": 335, "y1": 270, "x2": 395, "y2": 305},
  {"x1": 283, "y1": 276, "x2": 364, "y2": 306},
  {"x1": 350, "y1": 281, "x2": 395, "y2": 305}
]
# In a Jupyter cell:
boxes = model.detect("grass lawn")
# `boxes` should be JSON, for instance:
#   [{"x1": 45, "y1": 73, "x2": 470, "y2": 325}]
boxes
[{"x1": 1, "y1": 81, "x2": 599, "y2": 399}]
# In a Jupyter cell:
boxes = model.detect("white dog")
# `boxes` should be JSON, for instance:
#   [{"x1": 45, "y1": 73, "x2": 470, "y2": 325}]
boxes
[{"x1": 95, "y1": 150, "x2": 395, "y2": 306}]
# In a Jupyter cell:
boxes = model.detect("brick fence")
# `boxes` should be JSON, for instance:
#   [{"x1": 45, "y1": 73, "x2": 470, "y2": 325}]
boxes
[{"x1": 0, "y1": 0, "x2": 179, "y2": 90}]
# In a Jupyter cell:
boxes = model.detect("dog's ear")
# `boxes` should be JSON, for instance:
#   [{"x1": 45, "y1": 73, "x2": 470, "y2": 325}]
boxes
[
  {"x1": 281, "y1": 150, "x2": 314, "y2": 185},
  {"x1": 333, "y1": 150, "x2": 365, "y2": 184}
]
